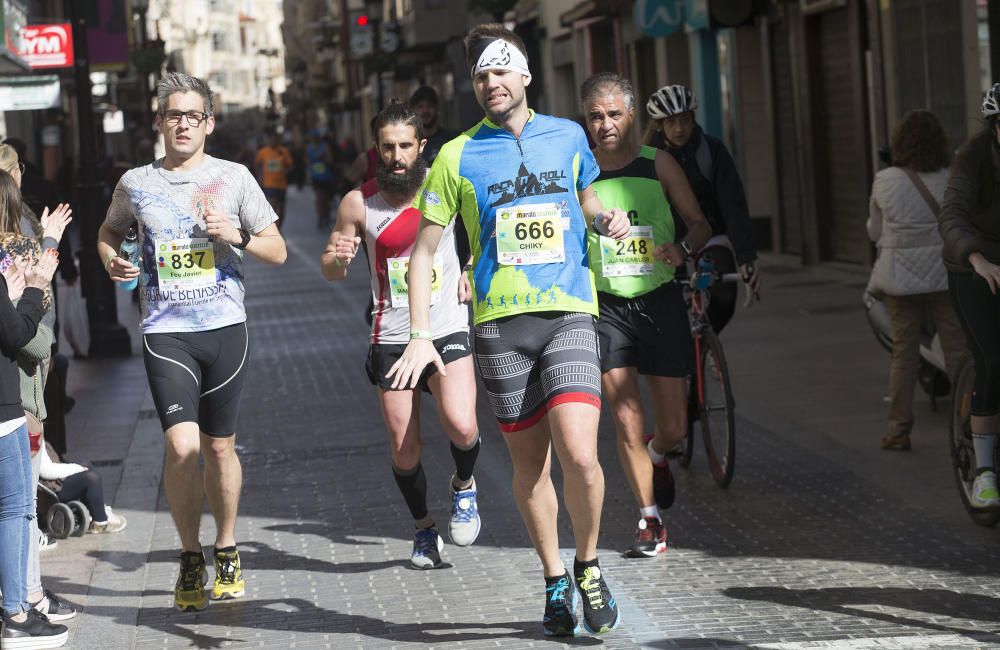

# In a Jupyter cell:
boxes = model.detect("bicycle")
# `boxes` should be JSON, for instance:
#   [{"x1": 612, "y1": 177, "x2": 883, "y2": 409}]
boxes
[
  {"x1": 675, "y1": 254, "x2": 742, "y2": 488},
  {"x1": 948, "y1": 356, "x2": 1000, "y2": 527}
]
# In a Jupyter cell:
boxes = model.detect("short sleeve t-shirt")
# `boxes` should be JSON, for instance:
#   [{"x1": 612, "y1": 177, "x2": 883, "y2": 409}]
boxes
[
  {"x1": 416, "y1": 111, "x2": 600, "y2": 324},
  {"x1": 105, "y1": 156, "x2": 278, "y2": 334},
  {"x1": 255, "y1": 146, "x2": 293, "y2": 189}
]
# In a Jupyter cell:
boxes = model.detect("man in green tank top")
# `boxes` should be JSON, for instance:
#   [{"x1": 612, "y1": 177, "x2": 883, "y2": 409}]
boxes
[{"x1": 582, "y1": 73, "x2": 711, "y2": 558}]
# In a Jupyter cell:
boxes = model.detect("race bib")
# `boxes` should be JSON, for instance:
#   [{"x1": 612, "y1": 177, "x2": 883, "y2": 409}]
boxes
[
  {"x1": 387, "y1": 254, "x2": 443, "y2": 308},
  {"x1": 600, "y1": 226, "x2": 654, "y2": 277},
  {"x1": 266, "y1": 158, "x2": 283, "y2": 172},
  {"x1": 496, "y1": 203, "x2": 565, "y2": 266},
  {"x1": 156, "y1": 239, "x2": 216, "y2": 290}
]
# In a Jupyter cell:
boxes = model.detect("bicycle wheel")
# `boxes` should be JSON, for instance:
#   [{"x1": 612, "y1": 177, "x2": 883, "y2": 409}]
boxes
[
  {"x1": 949, "y1": 359, "x2": 1000, "y2": 527},
  {"x1": 697, "y1": 329, "x2": 736, "y2": 487}
]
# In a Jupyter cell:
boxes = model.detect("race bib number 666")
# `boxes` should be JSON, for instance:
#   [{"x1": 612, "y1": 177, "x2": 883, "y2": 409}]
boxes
[{"x1": 496, "y1": 203, "x2": 565, "y2": 266}]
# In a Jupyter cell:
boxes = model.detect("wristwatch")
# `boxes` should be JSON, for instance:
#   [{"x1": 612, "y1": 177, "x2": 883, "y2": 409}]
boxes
[
  {"x1": 234, "y1": 228, "x2": 251, "y2": 250},
  {"x1": 679, "y1": 240, "x2": 693, "y2": 260}
]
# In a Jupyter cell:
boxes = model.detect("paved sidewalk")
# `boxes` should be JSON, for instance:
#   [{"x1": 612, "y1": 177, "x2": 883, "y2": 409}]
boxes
[{"x1": 37, "y1": 186, "x2": 1000, "y2": 649}]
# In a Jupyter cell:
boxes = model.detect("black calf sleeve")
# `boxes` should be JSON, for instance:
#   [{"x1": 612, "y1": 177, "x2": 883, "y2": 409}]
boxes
[
  {"x1": 450, "y1": 436, "x2": 481, "y2": 483},
  {"x1": 392, "y1": 463, "x2": 429, "y2": 521}
]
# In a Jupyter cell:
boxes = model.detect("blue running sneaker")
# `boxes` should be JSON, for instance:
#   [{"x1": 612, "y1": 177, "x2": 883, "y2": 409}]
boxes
[
  {"x1": 543, "y1": 572, "x2": 579, "y2": 637},
  {"x1": 410, "y1": 527, "x2": 444, "y2": 569},
  {"x1": 574, "y1": 561, "x2": 620, "y2": 634},
  {"x1": 448, "y1": 475, "x2": 481, "y2": 547}
]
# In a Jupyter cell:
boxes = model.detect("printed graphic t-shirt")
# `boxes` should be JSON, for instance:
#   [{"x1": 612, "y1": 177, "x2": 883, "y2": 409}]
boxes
[
  {"x1": 417, "y1": 111, "x2": 600, "y2": 324},
  {"x1": 105, "y1": 156, "x2": 278, "y2": 334},
  {"x1": 255, "y1": 145, "x2": 293, "y2": 189}
]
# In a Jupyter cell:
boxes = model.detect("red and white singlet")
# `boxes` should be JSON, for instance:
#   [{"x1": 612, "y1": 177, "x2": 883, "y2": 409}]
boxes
[{"x1": 362, "y1": 178, "x2": 469, "y2": 344}]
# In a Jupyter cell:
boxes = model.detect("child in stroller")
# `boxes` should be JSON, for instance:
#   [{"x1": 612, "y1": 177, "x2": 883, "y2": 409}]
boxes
[{"x1": 37, "y1": 442, "x2": 126, "y2": 539}]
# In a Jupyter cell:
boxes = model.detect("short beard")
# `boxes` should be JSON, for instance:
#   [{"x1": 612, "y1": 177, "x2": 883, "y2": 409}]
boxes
[{"x1": 376, "y1": 155, "x2": 427, "y2": 198}]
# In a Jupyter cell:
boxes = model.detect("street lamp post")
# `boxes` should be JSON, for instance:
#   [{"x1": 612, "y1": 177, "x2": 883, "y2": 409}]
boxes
[{"x1": 66, "y1": 0, "x2": 130, "y2": 356}]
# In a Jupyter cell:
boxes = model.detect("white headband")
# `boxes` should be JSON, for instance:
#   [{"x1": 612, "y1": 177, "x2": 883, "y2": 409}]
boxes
[{"x1": 470, "y1": 38, "x2": 531, "y2": 83}]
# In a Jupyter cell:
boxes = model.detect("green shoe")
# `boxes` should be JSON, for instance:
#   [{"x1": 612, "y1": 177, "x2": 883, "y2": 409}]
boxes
[{"x1": 971, "y1": 470, "x2": 1000, "y2": 508}]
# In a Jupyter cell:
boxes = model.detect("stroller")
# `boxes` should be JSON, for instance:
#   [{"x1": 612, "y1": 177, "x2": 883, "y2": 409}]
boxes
[{"x1": 37, "y1": 481, "x2": 92, "y2": 539}]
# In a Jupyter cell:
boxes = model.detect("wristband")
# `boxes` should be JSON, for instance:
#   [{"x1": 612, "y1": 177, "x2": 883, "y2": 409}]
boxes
[
  {"x1": 410, "y1": 329, "x2": 432, "y2": 340},
  {"x1": 104, "y1": 253, "x2": 117, "y2": 272}
]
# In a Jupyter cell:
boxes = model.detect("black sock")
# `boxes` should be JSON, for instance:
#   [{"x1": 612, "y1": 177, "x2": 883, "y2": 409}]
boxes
[
  {"x1": 545, "y1": 571, "x2": 568, "y2": 584},
  {"x1": 450, "y1": 436, "x2": 481, "y2": 484},
  {"x1": 573, "y1": 557, "x2": 599, "y2": 576},
  {"x1": 214, "y1": 545, "x2": 236, "y2": 554},
  {"x1": 392, "y1": 463, "x2": 429, "y2": 520}
]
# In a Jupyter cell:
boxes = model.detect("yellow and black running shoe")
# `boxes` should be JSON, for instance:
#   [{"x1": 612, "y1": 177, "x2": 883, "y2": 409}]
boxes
[
  {"x1": 174, "y1": 551, "x2": 208, "y2": 612},
  {"x1": 210, "y1": 547, "x2": 245, "y2": 601}
]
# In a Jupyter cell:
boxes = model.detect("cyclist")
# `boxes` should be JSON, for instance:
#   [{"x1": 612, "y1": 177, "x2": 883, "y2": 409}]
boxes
[
  {"x1": 581, "y1": 73, "x2": 711, "y2": 558},
  {"x1": 387, "y1": 24, "x2": 630, "y2": 637},
  {"x1": 98, "y1": 72, "x2": 287, "y2": 612},
  {"x1": 320, "y1": 101, "x2": 482, "y2": 569},
  {"x1": 937, "y1": 83, "x2": 1000, "y2": 508},
  {"x1": 645, "y1": 84, "x2": 760, "y2": 332}
]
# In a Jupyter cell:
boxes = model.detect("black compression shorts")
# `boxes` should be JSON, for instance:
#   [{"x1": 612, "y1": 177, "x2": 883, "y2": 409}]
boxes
[{"x1": 142, "y1": 322, "x2": 249, "y2": 437}]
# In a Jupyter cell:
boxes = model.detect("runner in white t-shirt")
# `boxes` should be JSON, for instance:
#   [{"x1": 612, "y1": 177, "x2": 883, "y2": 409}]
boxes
[{"x1": 97, "y1": 72, "x2": 287, "y2": 613}]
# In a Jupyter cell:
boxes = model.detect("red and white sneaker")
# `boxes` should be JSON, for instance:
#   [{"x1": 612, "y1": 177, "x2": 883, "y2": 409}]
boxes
[{"x1": 626, "y1": 517, "x2": 667, "y2": 558}]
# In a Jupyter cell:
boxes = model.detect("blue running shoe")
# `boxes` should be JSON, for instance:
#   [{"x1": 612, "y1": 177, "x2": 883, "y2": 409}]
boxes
[
  {"x1": 575, "y1": 562, "x2": 620, "y2": 634},
  {"x1": 448, "y1": 475, "x2": 481, "y2": 547},
  {"x1": 410, "y1": 527, "x2": 444, "y2": 569},
  {"x1": 543, "y1": 572, "x2": 579, "y2": 637}
]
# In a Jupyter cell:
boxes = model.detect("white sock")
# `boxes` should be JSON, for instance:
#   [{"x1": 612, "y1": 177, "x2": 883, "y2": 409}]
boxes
[
  {"x1": 973, "y1": 434, "x2": 998, "y2": 470},
  {"x1": 639, "y1": 505, "x2": 660, "y2": 520},
  {"x1": 647, "y1": 439, "x2": 666, "y2": 466}
]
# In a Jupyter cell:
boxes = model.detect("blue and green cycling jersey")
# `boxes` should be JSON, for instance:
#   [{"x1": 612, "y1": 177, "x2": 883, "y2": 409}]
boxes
[{"x1": 416, "y1": 111, "x2": 600, "y2": 324}]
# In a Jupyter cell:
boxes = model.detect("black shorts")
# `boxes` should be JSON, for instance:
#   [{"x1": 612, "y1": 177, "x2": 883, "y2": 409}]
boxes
[
  {"x1": 142, "y1": 322, "x2": 249, "y2": 437},
  {"x1": 597, "y1": 282, "x2": 693, "y2": 377},
  {"x1": 474, "y1": 312, "x2": 602, "y2": 433},
  {"x1": 366, "y1": 331, "x2": 472, "y2": 392}
]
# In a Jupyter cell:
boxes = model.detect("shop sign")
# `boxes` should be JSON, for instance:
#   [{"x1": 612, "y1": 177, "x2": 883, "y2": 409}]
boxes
[
  {"x1": 18, "y1": 24, "x2": 73, "y2": 68},
  {"x1": 0, "y1": 75, "x2": 60, "y2": 111}
]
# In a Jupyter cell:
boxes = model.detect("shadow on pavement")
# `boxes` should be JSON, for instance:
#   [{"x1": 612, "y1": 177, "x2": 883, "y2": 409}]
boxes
[
  {"x1": 79, "y1": 597, "x2": 605, "y2": 647},
  {"x1": 725, "y1": 585, "x2": 1000, "y2": 636},
  {"x1": 88, "y1": 540, "x2": 411, "y2": 576}
]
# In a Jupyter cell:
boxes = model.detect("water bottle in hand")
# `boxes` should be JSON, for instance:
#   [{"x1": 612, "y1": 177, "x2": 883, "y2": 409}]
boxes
[{"x1": 118, "y1": 225, "x2": 140, "y2": 291}]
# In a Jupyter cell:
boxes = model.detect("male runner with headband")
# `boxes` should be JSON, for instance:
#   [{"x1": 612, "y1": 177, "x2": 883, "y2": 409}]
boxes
[
  {"x1": 98, "y1": 72, "x2": 286, "y2": 612},
  {"x1": 389, "y1": 24, "x2": 629, "y2": 637}
]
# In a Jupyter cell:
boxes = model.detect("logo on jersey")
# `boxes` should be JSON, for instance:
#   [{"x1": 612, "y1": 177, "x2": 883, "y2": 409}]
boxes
[
  {"x1": 422, "y1": 189, "x2": 441, "y2": 206},
  {"x1": 489, "y1": 163, "x2": 568, "y2": 208}
]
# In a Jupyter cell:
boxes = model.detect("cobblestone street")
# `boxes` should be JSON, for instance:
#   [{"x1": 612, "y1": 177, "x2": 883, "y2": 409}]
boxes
[{"x1": 41, "y1": 186, "x2": 1000, "y2": 649}]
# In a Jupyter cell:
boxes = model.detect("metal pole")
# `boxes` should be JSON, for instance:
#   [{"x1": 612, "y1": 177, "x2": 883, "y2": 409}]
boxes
[{"x1": 67, "y1": 0, "x2": 131, "y2": 356}]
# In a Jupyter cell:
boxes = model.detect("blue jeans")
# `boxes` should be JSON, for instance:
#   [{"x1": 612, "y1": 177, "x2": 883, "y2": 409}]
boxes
[{"x1": 0, "y1": 423, "x2": 32, "y2": 616}]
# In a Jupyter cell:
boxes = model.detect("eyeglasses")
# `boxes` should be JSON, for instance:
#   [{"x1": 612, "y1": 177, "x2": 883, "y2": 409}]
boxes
[{"x1": 162, "y1": 110, "x2": 209, "y2": 127}]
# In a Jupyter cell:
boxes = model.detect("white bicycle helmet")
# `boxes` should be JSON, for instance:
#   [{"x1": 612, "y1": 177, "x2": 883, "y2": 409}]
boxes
[
  {"x1": 647, "y1": 84, "x2": 698, "y2": 119},
  {"x1": 984, "y1": 83, "x2": 1000, "y2": 117}
]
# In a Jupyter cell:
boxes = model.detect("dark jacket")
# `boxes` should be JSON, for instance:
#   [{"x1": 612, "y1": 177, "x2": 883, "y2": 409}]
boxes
[
  {"x1": 650, "y1": 125, "x2": 757, "y2": 265},
  {"x1": 938, "y1": 131, "x2": 1000, "y2": 272},
  {"x1": 0, "y1": 275, "x2": 44, "y2": 422}
]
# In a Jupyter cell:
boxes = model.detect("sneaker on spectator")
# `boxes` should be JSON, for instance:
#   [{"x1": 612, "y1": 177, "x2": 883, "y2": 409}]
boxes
[
  {"x1": 1, "y1": 609, "x2": 68, "y2": 648},
  {"x1": 31, "y1": 589, "x2": 77, "y2": 622},
  {"x1": 88, "y1": 507, "x2": 127, "y2": 534},
  {"x1": 38, "y1": 530, "x2": 57, "y2": 552}
]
